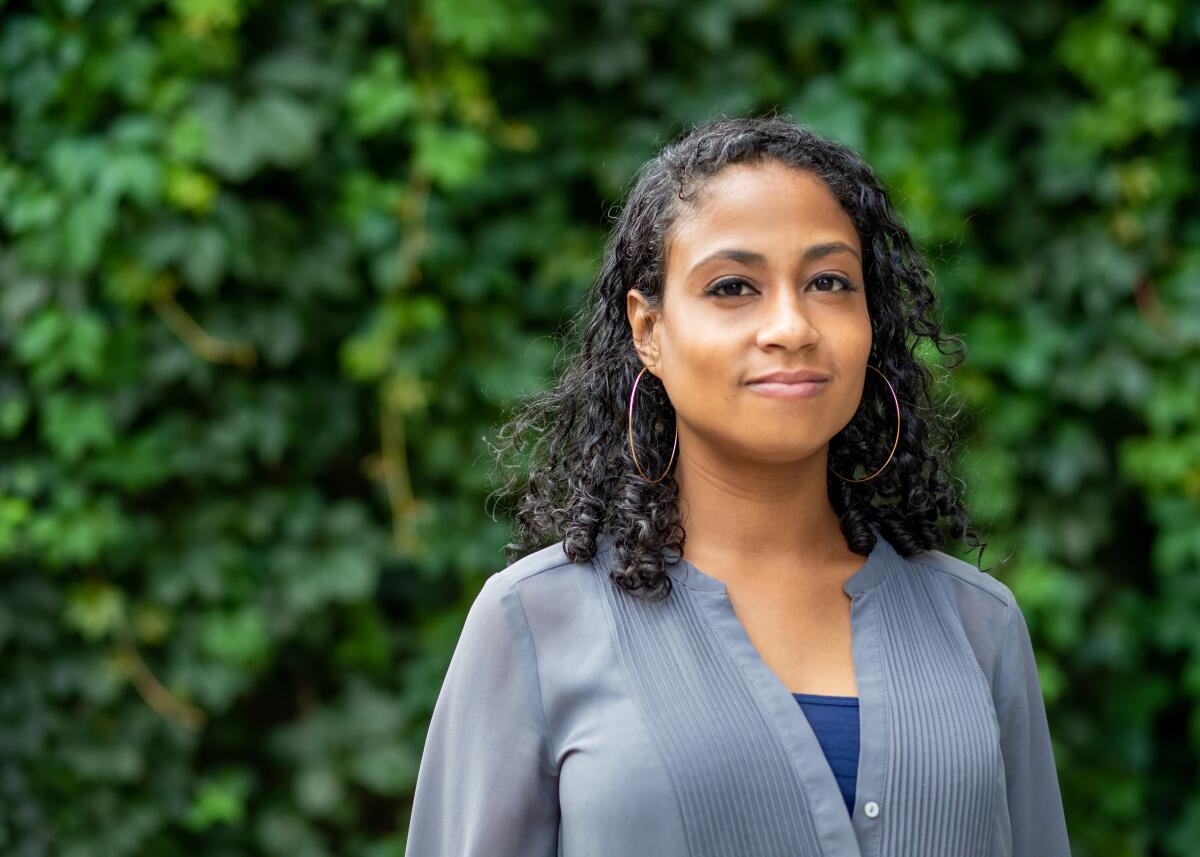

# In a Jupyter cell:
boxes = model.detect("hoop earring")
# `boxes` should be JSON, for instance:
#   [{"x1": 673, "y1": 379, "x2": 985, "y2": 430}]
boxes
[
  {"x1": 627, "y1": 366, "x2": 678, "y2": 484},
  {"x1": 829, "y1": 363, "x2": 901, "y2": 483}
]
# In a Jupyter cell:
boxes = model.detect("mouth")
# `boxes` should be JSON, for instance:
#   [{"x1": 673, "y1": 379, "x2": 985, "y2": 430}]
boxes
[{"x1": 746, "y1": 379, "x2": 830, "y2": 399}]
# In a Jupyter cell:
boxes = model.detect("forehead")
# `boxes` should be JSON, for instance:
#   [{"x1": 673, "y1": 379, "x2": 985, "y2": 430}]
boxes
[{"x1": 666, "y1": 162, "x2": 861, "y2": 269}]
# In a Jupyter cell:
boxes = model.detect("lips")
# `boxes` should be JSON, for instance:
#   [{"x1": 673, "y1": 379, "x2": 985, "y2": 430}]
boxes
[
  {"x1": 746, "y1": 370, "x2": 832, "y2": 385},
  {"x1": 746, "y1": 377, "x2": 830, "y2": 399}
]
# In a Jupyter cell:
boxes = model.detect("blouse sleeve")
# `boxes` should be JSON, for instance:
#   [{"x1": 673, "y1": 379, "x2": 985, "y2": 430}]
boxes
[
  {"x1": 404, "y1": 572, "x2": 561, "y2": 856},
  {"x1": 992, "y1": 591, "x2": 1072, "y2": 856}
]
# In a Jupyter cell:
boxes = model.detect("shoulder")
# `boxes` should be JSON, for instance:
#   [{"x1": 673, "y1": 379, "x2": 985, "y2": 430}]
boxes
[
  {"x1": 454, "y1": 540, "x2": 587, "y2": 661},
  {"x1": 488, "y1": 539, "x2": 582, "y2": 588},
  {"x1": 459, "y1": 540, "x2": 609, "y2": 694},
  {"x1": 898, "y1": 545, "x2": 1020, "y2": 679},
  {"x1": 476, "y1": 538, "x2": 605, "y2": 623},
  {"x1": 902, "y1": 545, "x2": 1014, "y2": 610}
]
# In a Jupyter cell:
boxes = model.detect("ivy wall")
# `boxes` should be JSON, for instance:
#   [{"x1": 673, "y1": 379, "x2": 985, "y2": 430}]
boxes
[{"x1": 1, "y1": 1, "x2": 1198, "y2": 854}]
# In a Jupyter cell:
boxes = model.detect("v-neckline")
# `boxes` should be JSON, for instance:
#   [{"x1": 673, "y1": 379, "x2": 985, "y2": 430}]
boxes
[
  {"x1": 674, "y1": 526, "x2": 895, "y2": 856},
  {"x1": 664, "y1": 525, "x2": 891, "y2": 598}
]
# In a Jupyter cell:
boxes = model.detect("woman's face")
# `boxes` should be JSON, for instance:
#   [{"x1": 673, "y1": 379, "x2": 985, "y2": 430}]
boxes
[{"x1": 627, "y1": 160, "x2": 873, "y2": 467}]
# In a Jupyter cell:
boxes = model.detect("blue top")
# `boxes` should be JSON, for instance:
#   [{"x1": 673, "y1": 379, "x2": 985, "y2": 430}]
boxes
[{"x1": 793, "y1": 692, "x2": 860, "y2": 816}]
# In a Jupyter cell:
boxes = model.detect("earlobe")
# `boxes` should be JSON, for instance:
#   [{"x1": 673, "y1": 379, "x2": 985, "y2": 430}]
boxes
[
  {"x1": 633, "y1": 330, "x2": 660, "y2": 376},
  {"x1": 634, "y1": 342, "x2": 660, "y2": 377}
]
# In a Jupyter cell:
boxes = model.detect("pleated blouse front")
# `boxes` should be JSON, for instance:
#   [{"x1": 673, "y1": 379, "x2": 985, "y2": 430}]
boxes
[{"x1": 404, "y1": 524, "x2": 1072, "y2": 857}]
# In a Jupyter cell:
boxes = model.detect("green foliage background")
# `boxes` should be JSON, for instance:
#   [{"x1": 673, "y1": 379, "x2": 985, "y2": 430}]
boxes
[{"x1": 1, "y1": 0, "x2": 1198, "y2": 854}]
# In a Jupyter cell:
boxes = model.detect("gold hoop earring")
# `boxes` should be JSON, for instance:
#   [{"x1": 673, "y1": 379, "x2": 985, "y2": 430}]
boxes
[
  {"x1": 829, "y1": 363, "x2": 901, "y2": 483},
  {"x1": 627, "y1": 366, "x2": 678, "y2": 484}
]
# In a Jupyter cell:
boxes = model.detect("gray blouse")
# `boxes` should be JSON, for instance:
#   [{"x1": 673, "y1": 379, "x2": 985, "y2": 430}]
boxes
[{"x1": 404, "y1": 524, "x2": 1072, "y2": 856}]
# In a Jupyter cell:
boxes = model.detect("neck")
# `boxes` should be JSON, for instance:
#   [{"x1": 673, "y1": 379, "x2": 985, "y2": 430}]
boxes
[{"x1": 673, "y1": 435, "x2": 850, "y2": 588}]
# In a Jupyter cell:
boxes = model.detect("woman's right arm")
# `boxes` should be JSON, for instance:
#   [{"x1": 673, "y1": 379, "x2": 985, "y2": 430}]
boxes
[{"x1": 404, "y1": 572, "x2": 561, "y2": 856}]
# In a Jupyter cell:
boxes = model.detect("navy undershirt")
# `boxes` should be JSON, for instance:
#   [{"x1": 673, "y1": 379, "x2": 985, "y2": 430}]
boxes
[{"x1": 792, "y1": 693, "x2": 860, "y2": 816}]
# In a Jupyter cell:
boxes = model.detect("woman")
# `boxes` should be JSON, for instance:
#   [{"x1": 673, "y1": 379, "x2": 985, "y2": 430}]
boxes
[{"x1": 404, "y1": 116, "x2": 1071, "y2": 856}]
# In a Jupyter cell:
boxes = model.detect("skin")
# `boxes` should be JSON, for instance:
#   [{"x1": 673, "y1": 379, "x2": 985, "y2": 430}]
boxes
[{"x1": 626, "y1": 160, "x2": 875, "y2": 696}]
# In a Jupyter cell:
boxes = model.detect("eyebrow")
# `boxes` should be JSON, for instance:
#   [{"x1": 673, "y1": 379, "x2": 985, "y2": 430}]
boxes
[{"x1": 690, "y1": 241, "x2": 861, "y2": 274}]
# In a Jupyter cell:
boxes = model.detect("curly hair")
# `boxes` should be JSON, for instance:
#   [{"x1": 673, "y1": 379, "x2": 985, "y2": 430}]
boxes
[{"x1": 485, "y1": 114, "x2": 986, "y2": 601}]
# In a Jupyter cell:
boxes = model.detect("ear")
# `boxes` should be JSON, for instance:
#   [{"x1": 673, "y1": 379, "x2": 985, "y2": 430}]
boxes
[{"x1": 626, "y1": 288, "x2": 662, "y2": 376}]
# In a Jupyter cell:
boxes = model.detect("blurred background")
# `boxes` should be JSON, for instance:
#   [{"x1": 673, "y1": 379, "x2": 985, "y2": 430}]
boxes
[{"x1": 1, "y1": 1, "x2": 1198, "y2": 855}]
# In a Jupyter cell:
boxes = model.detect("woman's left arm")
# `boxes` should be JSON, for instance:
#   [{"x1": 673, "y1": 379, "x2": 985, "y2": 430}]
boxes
[{"x1": 993, "y1": 590, "x2": 1072, "y2": 856}]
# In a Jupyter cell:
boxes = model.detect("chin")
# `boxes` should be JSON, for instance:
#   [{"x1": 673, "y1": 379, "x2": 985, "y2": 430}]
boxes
[{"x1": 740, "y1": 436, "x2": 829, "y2": 466}]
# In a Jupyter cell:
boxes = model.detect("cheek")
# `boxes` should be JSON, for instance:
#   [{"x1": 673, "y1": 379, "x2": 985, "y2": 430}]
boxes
[
  {"x1": 831, "y1": 372, "x2": 867, "y2": 429},
  {"x1": 832, "y1": 320, "x2": 875, "y2": 422},
  {"x1": 658, "y1": 321, "x2": 741, "y2": 406}
]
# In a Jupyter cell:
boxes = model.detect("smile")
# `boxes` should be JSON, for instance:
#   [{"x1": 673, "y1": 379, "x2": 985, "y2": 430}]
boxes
[{"x1": 746, "y1": 380, "x2": 831, "y2": 399}]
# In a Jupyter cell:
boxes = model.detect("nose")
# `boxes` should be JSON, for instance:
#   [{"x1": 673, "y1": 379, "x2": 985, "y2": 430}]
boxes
[{"x1": 754, "y1": 284, "x2": 820, "y2": 351}]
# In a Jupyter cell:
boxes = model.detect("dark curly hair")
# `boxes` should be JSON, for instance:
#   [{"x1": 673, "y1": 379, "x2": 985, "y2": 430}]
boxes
[{"x1": 485, "y1": 114, "x2": 986, "y2": 601}]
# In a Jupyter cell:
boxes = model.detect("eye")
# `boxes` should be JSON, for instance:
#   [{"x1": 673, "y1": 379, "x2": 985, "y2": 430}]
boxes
[
  {"x1": 705, "y1": 277, "x2": 756, "y2": 298},
  {"x1": 809, "y1": 274, "x2": 857, "y2": 293}
]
